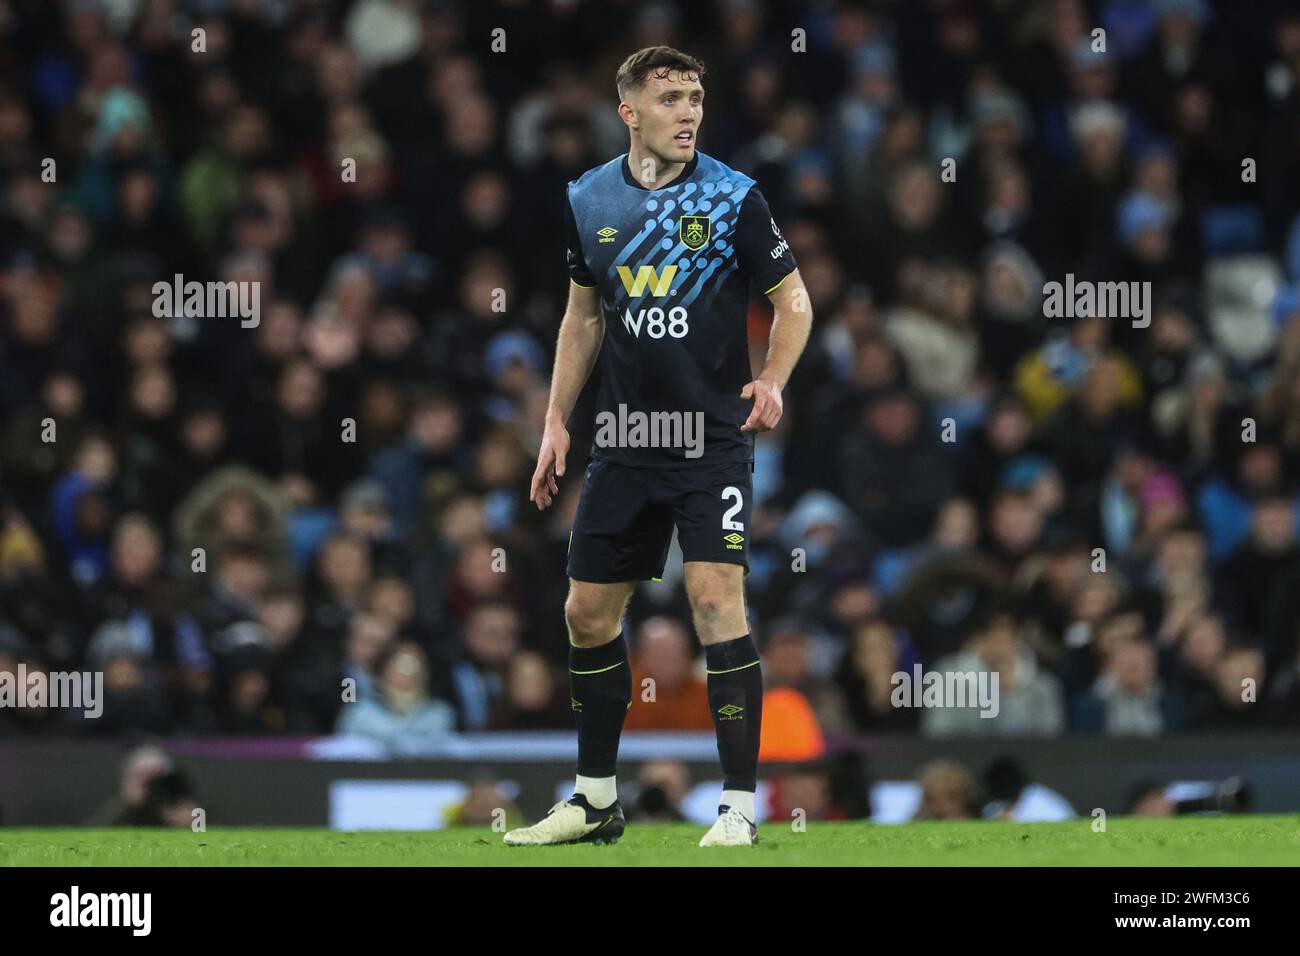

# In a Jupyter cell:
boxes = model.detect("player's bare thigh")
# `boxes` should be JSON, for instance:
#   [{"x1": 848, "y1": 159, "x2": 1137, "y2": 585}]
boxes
[
  {"x1": 684, "y1": 562, "x2": 748, "y2": 646},
  {"x1": 564, "y1": 578, "x2": 637, "y2": 648}
]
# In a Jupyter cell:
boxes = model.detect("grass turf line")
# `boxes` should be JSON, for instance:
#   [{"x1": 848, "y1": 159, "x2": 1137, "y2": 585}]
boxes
[{"x1": 1, "y1": 816, "x2": 1297, "y2": 866}]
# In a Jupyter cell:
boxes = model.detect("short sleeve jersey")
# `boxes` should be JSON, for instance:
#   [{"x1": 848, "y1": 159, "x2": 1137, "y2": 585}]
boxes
[{"x1": 565, "y1": 151, "x2": 797, "y2": 468}]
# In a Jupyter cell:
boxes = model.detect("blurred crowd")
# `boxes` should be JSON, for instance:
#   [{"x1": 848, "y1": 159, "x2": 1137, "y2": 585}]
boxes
[{"x1": 2, "y1": 0, "x2": 1300, "y2": 747}]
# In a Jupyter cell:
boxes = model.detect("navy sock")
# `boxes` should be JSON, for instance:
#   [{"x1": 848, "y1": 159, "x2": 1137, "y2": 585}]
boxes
[
  {"x1": 570, "y1": 636, "x2": 631, "y2": 778},
  {"x1": 705, "y1": 634, "x2": 763, "y2": 792}
]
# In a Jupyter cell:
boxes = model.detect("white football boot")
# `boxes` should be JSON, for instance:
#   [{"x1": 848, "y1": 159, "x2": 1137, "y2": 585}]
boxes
[
  {"x1": 503, "y1": 794, "x2": 626, "y2": 846},
  {"x1": 699, "y1": 805, "x2": 758, "y2": 847}
]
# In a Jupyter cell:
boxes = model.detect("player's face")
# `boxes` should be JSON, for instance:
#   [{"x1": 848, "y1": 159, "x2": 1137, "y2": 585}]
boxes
[{"x1": 630, "y1": 70, "x2": 704, "y2": 164}]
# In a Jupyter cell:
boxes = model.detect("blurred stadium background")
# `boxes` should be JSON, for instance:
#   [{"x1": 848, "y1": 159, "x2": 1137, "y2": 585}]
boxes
[{"x1": 1, "y1": 0, "x2": 1300, "y2": 833}]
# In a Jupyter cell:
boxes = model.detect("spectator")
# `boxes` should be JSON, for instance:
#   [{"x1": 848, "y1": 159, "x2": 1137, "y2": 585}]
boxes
[
  {"x1": 631, "y1": 759, "x2": 692, "y2": 822},
  {"x1": 1193, "y1": 646, "x2": 1269, "y2": 729},
  {"x1": 451, "y1": 602, "x2": 522, "y2": 730},
  {"x1": 488, "y1": 649, "x2": 570, "y2": 730},
  {"x1": 444, "y1": 775, "x2": 522, "y2": 828},
  {"x1": 913, "y1": 759, "x2": 980, "y2": 821},
  {"x1": 625, "y1": 616, "x2": 712, "y2": 731},
  {"x1": 835, "y1": 617, "x2": 920, "y2": 732},
  {"x1": 85, "y1": 744, "x2": 174, "y2": 826},
  {"x1": 921, "y1": 606, "x2": 1066, "y2": 737},
  {"x1": 335, "y1": 641, "x2": 456, "y2": 753},
  {"x1": 1217, "y1": 497, "x2": 1300, "y2": 643},
  {"x1": 1072, "y1": 637, "x2": 1183, "y2": 735},
  {"x1": 341, "y1": 612, "x2": 396, "y2": 705},
  {"x1": 760, "y1": 619, "x2": 851, "y2": 734},
  {"x1": 981, "y1": 757, "x2": 1076, "y2": 822}
]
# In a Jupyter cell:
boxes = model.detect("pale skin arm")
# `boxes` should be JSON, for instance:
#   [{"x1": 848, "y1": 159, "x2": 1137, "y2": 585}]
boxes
[
  {"x1": 741, "y1": 268, "x2": 813, "y2": 432},
  {"x1": 531, "y1": 280, "x2": 604, "y2": 510}
]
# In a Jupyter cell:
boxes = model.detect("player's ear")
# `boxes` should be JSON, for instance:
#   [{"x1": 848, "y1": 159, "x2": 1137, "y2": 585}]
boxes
[{"x1": 617, "y1": 100, "x2": 636, "y2": 128}]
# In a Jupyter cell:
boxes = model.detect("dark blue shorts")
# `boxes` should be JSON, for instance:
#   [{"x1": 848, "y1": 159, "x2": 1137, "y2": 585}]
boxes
[{"x1": 565, "y1": 458, "x2": 754, "y2": 583}]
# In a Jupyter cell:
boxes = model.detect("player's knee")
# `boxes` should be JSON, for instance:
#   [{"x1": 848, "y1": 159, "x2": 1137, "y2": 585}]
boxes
[
  {"x1": 565, "y1": 593, "x2": 617, "y2": 647},
  {"x1": 690, "y1": 588, "x2": 744, "y2": 633},
  {"x1": 690, "y1": 591, "x2": 725, "y2": 621},
  {"x1": 688, "y1": 578, "x2": 746, "y2": 641}
]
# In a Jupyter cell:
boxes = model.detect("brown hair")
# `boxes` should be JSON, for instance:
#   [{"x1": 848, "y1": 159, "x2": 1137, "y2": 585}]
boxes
[{"x1": 615, "y1": 46, "x2": 705, "y2": 100}]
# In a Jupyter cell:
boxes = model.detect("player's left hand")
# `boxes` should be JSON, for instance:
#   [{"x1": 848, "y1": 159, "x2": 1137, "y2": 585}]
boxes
[{"x1": 740, "y1": 378, "x2": 783, "y2": 432}]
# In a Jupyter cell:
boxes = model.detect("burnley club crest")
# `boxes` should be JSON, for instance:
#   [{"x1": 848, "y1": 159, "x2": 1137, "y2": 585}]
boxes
[{"x1": 679, "y1": 215, "x2": 711, "y2": 251}]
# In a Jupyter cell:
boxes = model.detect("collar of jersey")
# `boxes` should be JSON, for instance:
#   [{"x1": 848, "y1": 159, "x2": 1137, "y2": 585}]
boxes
[{"x1": 621, "y1": 152, "x2": 699, "y2": 190}]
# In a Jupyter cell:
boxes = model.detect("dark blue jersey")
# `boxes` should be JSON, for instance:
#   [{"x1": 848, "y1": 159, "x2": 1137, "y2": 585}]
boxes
[{"x1": 565, "y1": 151, "x2": 797, "y2": 468}]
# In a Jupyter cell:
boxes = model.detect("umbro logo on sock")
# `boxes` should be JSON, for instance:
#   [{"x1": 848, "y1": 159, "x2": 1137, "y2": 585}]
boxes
[{"x1": 716, "y1": 704, "x2": 744, "y2": 720}]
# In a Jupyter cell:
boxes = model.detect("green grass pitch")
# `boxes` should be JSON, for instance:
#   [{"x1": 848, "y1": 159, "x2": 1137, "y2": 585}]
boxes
[{"x1": 2, "y1": 816, "x2": 1298, "y2": 865}]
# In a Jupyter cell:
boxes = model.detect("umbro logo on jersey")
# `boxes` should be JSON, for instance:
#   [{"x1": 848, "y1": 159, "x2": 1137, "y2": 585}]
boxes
[
  {"x1": 680, "y1": 215, "x2": 710, "y2": 251},
  {"x1": 597, "y1": 226, "x2": 618, "y2": 244}
]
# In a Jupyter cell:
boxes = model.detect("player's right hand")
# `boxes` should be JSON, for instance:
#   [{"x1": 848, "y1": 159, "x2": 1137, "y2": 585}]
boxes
[{"x1": 530, "y1": 419, "x2": 570, "y2": 510}]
